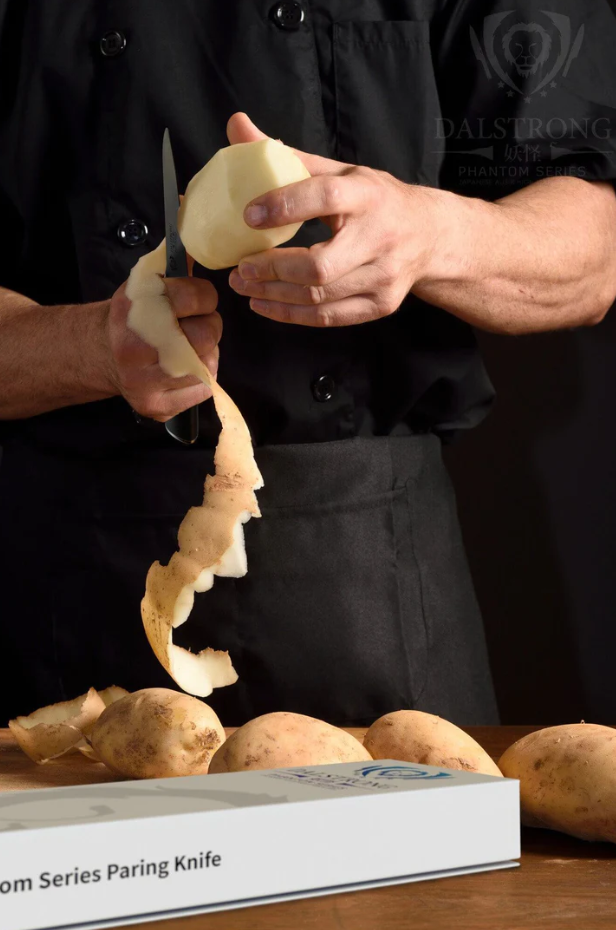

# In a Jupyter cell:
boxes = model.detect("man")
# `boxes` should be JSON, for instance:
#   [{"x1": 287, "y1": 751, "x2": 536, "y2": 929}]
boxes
[{"x1": 1, "y1": 2, "x2": 615, "y2": 726}]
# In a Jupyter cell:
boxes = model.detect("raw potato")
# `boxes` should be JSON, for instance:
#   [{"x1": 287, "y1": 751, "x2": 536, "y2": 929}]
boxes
[
  {"x1": 91, "y1": 688, "x2": 225, "y2": 779},
  {"x1": 178, "y1": 139, "x2": 310, "y2": 269},
  {"x1": 8, "y1": 688, "x2": 106, "y2": 764},
  {"x1": 209, "y1": 712, "x2": 371, "y2": 773},
  {"x1": 364, "y1": 710, "x2": 502, "y2": 778},
  {"x1": 499, "y1": 724, "x2": 616, "y2": 843}
]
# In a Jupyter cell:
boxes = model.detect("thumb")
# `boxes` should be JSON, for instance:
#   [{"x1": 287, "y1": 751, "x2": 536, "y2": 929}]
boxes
[
  {"x1": 226, "y1": 112, "x2": 269, "y2": 145},
  {"x1": 226, "y1": 111, "x2": 346, "y2": 176}
]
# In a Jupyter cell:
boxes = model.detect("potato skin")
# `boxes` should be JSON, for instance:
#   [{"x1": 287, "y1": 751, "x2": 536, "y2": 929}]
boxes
[
  {"x1": 364, "y1": 710, "x2": 502, "y2": 777},
  {"x1": 91, "y1": 688, "x2": 225, "y2": 779},
  {"x1": 209, "y1": 712, "x2": 371, "y2": 773},
  {"x1": 499, "y1": 724, "x2": 616, "y2": 843}
]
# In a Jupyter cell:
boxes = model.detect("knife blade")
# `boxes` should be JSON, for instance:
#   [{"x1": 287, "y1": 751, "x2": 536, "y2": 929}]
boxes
[{"x1": 162, "y1": 128, "x2": 199, "y2": 445}]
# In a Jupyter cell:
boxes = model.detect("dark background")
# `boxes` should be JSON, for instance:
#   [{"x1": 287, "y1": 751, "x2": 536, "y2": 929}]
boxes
[{"x1": 444, "y1": 307, "x2": 616, "y2": 726}]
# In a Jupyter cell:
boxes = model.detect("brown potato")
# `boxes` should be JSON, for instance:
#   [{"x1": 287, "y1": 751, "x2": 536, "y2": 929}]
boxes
[
  {"x1": 209, "y1": 712, "x2": 371, "y2": 773},
  {"x1": 364, "y1": 710, "x2": 502, "y2": 777},
  {"x1": 91, "y1": 688, "x2": 225, "y2": 779},
  {"x1": 499, "y1": 723, "x2": 616, "y2": 843}
]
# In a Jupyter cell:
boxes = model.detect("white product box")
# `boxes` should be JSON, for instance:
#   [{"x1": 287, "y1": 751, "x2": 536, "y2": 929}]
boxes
[{"x1": 0, "y1": 760, "x2": 520, "y2": 930}]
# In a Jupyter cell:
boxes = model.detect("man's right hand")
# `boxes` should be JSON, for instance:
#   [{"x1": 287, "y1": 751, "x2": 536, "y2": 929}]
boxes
[{"x1": 107, "y1": 276, "x2": 221, "y2": 423}]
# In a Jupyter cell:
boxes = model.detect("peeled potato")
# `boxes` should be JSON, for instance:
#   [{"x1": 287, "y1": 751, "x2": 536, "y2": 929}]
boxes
[
  {"x1": 364, "y1": 710, "x2": 502, "y2": 778},
  {"x1": 91, "y1": 688, "x2": 225, "y2": 779},
  {"x1": 178, "y1": 138, "x2": 310, "y2": 270},
  {"x1": 499, "y1": 724, "x2": 616, "y2": 843},
  {"x1": 209, "y1": 712, "x2": 371, "y2": 773}
]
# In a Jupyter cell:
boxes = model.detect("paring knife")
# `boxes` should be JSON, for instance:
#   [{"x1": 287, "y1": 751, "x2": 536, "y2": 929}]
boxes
[{"x1": 162, "y1": 127, "x2": 200, "y2": 445}]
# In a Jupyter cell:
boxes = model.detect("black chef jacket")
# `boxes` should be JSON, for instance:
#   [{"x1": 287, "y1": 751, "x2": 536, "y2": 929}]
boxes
[
  {"x1": 0, "y1": 0, "x2": 615, "y2": 725},
  {"x1": 2, "y1": 1, "x2": 616, "y2": 446}
]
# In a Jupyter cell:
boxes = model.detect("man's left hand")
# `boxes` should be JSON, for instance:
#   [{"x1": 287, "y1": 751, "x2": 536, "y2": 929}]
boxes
[
  {"x1": 227, "y1": 113, "x2": 616, "y2": 334},
  {"x1": 227, "y1": 113, "x2": 440, "y2": 327}
]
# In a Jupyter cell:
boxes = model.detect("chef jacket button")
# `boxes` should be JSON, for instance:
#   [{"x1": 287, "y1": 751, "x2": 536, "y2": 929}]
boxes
[
  {"x1": 270, "y1": 2, "x2": 305, "y2": 30},
  {"x1": 312, "y1": 374, "x2": 336, "y2": 403},
  {"x1": 117, "y1": 219, "x2": 148, "y2": 247},
  {"x1": 99, "y1": 30, "x2": 127, "y2": 58}
]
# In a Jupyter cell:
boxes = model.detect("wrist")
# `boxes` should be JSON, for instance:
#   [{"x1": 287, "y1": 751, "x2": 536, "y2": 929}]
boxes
[
  {"x1": 69, "y1": 300, "x2": 118, "y2": 400},
  {"x1": 412, "y1": 187, "x2": 498, "y2": 291}
]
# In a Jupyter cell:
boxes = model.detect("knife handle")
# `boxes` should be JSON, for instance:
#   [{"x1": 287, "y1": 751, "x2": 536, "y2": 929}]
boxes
[{"x1": 165, "y1": 406, "x2": 200, "y2": 446}]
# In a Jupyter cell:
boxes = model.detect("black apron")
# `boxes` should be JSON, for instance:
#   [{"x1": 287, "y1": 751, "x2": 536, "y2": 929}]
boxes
[{"x1": 0, "y1": 425, "x2": 497, "y2": 727}]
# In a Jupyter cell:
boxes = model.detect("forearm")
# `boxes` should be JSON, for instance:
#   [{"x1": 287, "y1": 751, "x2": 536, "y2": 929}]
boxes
[
  {"x1": 416, "y1": 178, "x2": 616, "y2": 335},
  {"x1": 0, "y1": 288, "x2": 115, "y2": 419}
]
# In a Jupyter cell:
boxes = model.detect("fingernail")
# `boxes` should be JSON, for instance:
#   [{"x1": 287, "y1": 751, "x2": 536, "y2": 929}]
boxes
[
  {"x1": 239, "y1": 262, "x2": 258, "y2": 280},
  {"x1": 251, "y1": 298, "x2": 269, "y2": 314},
  {"x1": 229, "y1": 269, "x2": 245, "y2": 291},
  {"x1": 244, "y1": 204, "x2": 268, "y2": 227}
]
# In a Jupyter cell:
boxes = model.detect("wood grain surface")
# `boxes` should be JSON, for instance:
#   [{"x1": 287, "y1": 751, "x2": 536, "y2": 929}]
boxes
[{"x1": 2, "y1": 726, "x2": 615, "y2": 929}]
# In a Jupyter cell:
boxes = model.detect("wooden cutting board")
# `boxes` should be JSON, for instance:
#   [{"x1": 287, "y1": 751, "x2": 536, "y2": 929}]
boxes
[{"x1": 0, "y1": 726, "x2": 533, "y2": 791}]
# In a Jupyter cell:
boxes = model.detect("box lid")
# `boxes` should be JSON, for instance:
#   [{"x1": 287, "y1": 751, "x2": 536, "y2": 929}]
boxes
[{"x1": 0, "y1": 761, "x2": 510, "y2": 833}]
